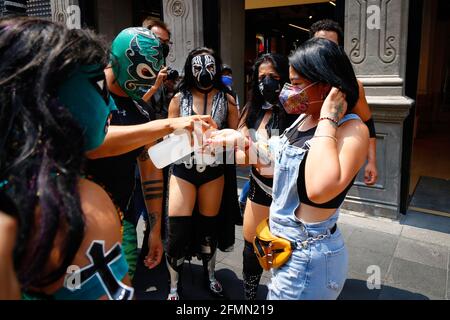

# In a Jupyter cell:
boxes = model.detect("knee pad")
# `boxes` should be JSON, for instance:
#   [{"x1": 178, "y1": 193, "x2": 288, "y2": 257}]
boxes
[
  {"x1": 243, "y1": 240, "x2": 263, "y2": 276},
  {"x1": 166, "y1": 216, "x2": 192, "y2": 267},
  {"x1": 196, "y1": 215, "x2": 219, "y2": 261}
]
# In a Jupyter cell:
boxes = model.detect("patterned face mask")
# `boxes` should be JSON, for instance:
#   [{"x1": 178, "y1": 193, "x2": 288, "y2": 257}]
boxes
[
  {"x1": 111, "y1": 27, "x2": 164, "y2": 101},
  {"x1": 279, "y1": 82, "x2": 320, "y2": 114},
  {"x1": 191, "y1": 54, "x2": 216, "y2": 90},
  {"x1": 58, "y1": 65, "x2": 117, "y2": 151}
]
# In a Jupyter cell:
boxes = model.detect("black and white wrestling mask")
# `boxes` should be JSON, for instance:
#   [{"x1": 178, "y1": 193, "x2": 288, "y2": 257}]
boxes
[{"x1": 192, "y1": 54, "x2": 216, "y2": 91}]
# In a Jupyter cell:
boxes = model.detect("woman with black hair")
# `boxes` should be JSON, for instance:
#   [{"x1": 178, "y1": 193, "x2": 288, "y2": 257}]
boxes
[
  {"x1": 208, "y1": 38, "x2": 369, "y2": 300},
  {"x1": 0, "y1": 17, "x2": 131, "y2": 299},
  {"x1": 0, "y1": 18, "x2": 214, "y2": 300},
  {"x1": 165, "y1": 47, "x2": 239, "y2": 300},
  {"x1": 236, "y1": 53, "x2": 297, "y2": 300}
]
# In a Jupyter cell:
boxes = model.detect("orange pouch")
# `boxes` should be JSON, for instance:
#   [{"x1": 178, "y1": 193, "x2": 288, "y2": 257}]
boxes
[{"x1": 253, "y1": 218, "x2": 294, "y2": 270}]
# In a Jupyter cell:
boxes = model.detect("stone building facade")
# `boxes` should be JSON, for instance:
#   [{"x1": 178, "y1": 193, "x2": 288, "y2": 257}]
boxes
[{"x1": 2, "y1": 0, "x2": 433, "y2": 220}]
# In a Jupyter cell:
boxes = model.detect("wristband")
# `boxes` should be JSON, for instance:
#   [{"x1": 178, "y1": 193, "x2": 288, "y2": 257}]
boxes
[{"x1": 319, "y1": 116, "x2": 339, "y2": 127}]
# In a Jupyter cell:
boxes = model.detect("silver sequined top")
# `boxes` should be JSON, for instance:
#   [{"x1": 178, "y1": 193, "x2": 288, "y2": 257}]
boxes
[{"x1": 179, "y1": 90, "x2": 229, "y2": 129}]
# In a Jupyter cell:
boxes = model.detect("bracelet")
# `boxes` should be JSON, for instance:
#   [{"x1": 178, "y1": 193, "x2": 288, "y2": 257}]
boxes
[
  {"x1": 319, "y1": 116, "x2": 339, "y2": 127},
  {"x1": 313, "y1": 135, "x2": 338, "y2": 143}
]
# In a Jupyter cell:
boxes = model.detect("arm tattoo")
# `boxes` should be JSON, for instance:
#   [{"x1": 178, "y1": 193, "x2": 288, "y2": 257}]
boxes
[
  {"x1": 144, "y1": 186, "x2": 163, "y2": 192},
  {"x1": 145, "y1": 194, "x2": 164, "y2": 200},
  {"x1": 142, "y1": 180, "x2": 163, "y2": 186},
  {"x1": 142, "y1": 180, "x2": 164, "y2": 200},
  {"x1": 147, "y1": 211, "x2": 157, "y2": 232},
  {"x1": 331, "y1": 102, "x2": 345, "y2": 122}
]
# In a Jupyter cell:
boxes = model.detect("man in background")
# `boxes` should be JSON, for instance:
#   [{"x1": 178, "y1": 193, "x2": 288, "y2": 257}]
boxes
[{"x1": 310, "y1": 19, "x2": 379, "y2": 186}]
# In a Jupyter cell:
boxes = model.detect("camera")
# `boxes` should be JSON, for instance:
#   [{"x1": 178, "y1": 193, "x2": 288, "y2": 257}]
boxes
[{"x1": 166, "y1": 67, "x2": 179, "y2": 81}]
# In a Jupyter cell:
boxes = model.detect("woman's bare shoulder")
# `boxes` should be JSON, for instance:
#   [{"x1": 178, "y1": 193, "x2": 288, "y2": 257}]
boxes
[
  {"x1": 78, "y1": 178, "x2": 121, "y2": 238},
  {"x1": 0, "y1": 210, "x2": 17, "y2": 233}
]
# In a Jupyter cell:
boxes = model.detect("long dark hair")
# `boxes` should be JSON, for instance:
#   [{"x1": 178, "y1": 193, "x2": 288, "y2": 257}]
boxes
[
  {"x1": 178, "y1": 47, "x2": 226, "y2": 94},
  {"x1": 289, "y1": 37, "x2": 359, "y2": 111},
  {"x1": 241, "y1": 53, "x2": 292, "y2": 132},
  {"x1": 0, "y1": 17, "x2": 109, "y2": 289}
]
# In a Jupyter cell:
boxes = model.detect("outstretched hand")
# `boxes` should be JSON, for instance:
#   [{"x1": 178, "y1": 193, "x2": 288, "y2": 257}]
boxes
[
  {"x1": 171, "y1": 115, "x2": 218, "y2": 135},
  {"x1": 206, "y1": 129, "x2": 245, "y2": 150}
]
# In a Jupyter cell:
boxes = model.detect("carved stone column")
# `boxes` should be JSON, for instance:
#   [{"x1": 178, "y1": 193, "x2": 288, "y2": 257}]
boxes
[
  {"x1": 343, "y1": 0, "x2": 414, "y2": 219},
  {"x1": 163, "y1": 0, "x2": 204, "y2": 73},
  {"x1": 50, "y1": 0, "x2": 80, "y2": 28}
]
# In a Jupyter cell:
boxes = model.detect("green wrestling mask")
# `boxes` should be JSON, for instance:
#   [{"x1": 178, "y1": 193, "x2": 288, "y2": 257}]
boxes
[
  {"x1": 111, "y1": 27, "x2": 164, "y2": 100},
  {"x1": 58, "y1": 65, "x2": 117, "y2": 151}
]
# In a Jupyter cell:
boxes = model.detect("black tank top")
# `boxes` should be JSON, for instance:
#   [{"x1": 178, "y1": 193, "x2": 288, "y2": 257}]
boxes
[{"x1": 287, "y1": 126, "x2": 355, "y2": 209}]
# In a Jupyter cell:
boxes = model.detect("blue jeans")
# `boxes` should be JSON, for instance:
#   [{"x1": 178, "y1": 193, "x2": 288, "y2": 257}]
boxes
[
  {"x1": 267, "y1": 213, "x2": 348, "y2": 300},
  {"x1": 266, "y1": 114, "x2": 359, "y2": 300}
]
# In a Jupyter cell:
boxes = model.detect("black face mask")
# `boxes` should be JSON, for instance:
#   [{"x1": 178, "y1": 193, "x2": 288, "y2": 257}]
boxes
[
  {"x1": 198, "y1": 73, "x2": 214, "y2": 89},
  {"x1": 162, "y1": 43, "x2": 170, "y2": 58},
  {"x1": 259, "y1": 77, "x2": 281, "y2": 104}
]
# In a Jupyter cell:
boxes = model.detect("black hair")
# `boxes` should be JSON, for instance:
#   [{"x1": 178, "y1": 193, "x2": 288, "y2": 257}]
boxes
[
  {"x1": 309, "y1": 19, "x2": 344, "y2": 45},
  {"x1": 241, "y1": 53, "x2": 292, "y2": 131},
  {"x1": 0, "y1": 17, "x2": 109, "y2": 289},
  {"x1": 289, "y1": 37, "x2": 359, "y2": 111},
  {"x1": 178, "y1": 47, "x2": 226, "y2": 93}
]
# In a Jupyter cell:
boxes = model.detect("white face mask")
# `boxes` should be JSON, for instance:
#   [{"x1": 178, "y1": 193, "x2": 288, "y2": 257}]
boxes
[{"x1": 191, "y1": 54, "x2": 216, "y2": 89}]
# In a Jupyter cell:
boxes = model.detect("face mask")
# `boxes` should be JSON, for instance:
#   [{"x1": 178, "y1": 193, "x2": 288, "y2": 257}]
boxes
[
  {"x1": 259, "y1": 76, "x2": 281, "y2": 105},
  {"x1": 162, "y1": 43, "x2": 170, "y2": 58},
  {"x1": 221, "y1": 75, "x2": 233, "y2": 87},
  {"x1": 192, "y1": 54, "x2": 216, "y2": 90},
  {"x1": 111, "y1": 27, "x2": 164, "y2": 101},
  {"x1": 279, "y1": 82, "x2": 320, "y2": 114},
  {"x1": 58, "y1": 65, "x2": 117, "y2": 151}
]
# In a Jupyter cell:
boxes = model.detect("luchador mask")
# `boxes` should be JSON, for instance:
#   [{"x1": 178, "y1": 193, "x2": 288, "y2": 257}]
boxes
[
  {"x1": 191, "y1": 54, "x2": 216, "y2": 90},
  {"x1": 111, "y1": 27, "x2": 164, "y2": 101},
  {"x1": 58, "y1": 65, "x2": 117, "y2": 151}
]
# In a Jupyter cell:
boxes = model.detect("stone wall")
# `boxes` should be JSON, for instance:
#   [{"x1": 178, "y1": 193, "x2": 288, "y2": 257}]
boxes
[{"x1": 343, "y1": 0, "x2": 414, "y2": 219}]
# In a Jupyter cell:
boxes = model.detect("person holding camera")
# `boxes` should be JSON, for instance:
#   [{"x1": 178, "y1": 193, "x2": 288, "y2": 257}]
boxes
[{"x1": 142, "y1": 18, "x2": 178, "y2": 119}]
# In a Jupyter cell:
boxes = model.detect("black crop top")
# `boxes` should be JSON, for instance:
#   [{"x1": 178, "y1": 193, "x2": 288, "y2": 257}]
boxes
[{"x1": 287, "y1": 126, "x2": 355, "y2": 209}]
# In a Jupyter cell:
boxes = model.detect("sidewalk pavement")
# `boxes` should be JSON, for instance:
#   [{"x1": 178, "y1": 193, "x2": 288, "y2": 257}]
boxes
[{"x1": 134, "y1": 169, "x2": 450, "y2": 300}]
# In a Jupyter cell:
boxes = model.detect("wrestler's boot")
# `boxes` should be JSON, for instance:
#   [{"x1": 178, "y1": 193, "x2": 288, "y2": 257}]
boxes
[
  {"x1": 165, "y1": 216, "x2": 192, "y2": 300},
  {"x1": 198, "y1": 215, "x2": 226, "y2": 299},
  {"x1": 242, "y1": 240, "x2": 263, "y2": 300}
]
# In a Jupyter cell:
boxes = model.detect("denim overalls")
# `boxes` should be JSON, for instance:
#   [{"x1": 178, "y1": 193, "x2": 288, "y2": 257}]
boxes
[{"x1": 266, "y1": 113, "x2": 361, "y2": 300}]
